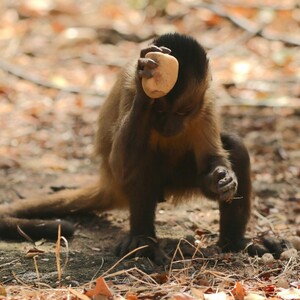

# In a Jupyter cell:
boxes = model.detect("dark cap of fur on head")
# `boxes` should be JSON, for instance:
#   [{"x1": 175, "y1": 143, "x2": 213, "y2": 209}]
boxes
[{"x1": 153, "y1": 33, "x2": 208, "y2": 81}]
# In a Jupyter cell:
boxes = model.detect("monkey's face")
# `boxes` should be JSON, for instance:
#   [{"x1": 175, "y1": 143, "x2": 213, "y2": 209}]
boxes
[
  {"x1": 152, "y1": 109, "x2": 185, "y2": 137},
  {"x1": 152, "y1": 95, "x2": 202, "y2": 137},
  {"x1": 149, "y1": 33, "x2": 209, "y2": 137}
]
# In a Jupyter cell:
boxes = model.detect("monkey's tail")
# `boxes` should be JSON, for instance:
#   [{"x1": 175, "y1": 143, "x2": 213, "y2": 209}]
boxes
[
  {"x1": 0, "y1": 183, "x2": 117, "y2": 240},
  {"x1": 0, "y1": 217, "x2": 74, "y2": 240}
]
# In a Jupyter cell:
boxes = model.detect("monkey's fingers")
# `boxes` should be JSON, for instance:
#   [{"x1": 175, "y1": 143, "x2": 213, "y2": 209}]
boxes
[
  {"x1": 218, "y1": 174, "x2": 233, "y2": 188},
  {"x1": 212, "y1": 167, "x2": 227, "y2": 181},
  {"x1": 159, "y1": 46, "x2": 172, "y2": 54},
  {"x1": 138, "y1": 69, "x2": 153, "y2": 79},
  {"x1": 138, "y1": 58, "x2": 158, "y2": 70},
  {"x1": 218, "y1": 182, "x2": 237, "y2": 202},
  {"x1": 140, "y1": 45, "x2": 171, "y2": 58}
]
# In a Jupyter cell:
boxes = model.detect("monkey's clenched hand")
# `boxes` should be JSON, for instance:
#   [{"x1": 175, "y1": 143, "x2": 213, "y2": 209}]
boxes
[
  {"x1": 209, "y1": 166, "x2": 238, "y2": 202},
  {"x1": 136, "y1": 45, "x2": 171, "y2": 95}
]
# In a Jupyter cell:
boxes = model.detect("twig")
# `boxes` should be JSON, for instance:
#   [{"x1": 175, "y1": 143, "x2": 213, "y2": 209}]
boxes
[
  {"x1": 55, "y1": 225, "x2": 62, "y2": 286},
  {"x1": 90, "y1": 257, "x2": 105, "y2": 283},
  {"x1": 102, "y1": 266, "x2": 158, "y2": 286},
  {"x1": 11, "y1": 271, "x2": 32, "y2": 286},
  {"x1": 101, "y1": 245, "x2": 149, "y2": 278},
  {"x1": 195, "y1": 3, "x2": 300, "y2": 46},
  {"x1": 33, "y1": 256, "x2": 40, "y2": 289},
  {"x1": 253, "y1": 210, "x2": 275, "y2": 233},
  {"x1": 0, "y1": 259, "x2": 20, "y2": 268},
  {"x1": 68, "y1": 287, "x2": 91, "y2": 300},
  {"x1": 60, "y1": 236, "x2": 70, "y2": 274},
  {"x1": 0, "y1": 58, "x2": 106, "y2": 97},
  {"x1": 254, "y1": 267, "x2": 282, "y2": 279},
  {"x1": 17, "y1": 225, "x2": 34, "y2": 244},
  {"x1": 273, "y1": 257, "x2": 295, "y2": 279},
  {"x1": 125, "y1": 271, "x2": 158, "y2": 287}
]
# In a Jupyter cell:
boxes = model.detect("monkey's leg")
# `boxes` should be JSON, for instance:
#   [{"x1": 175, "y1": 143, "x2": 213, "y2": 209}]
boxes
[
  {"x1": 115, "y1": 160, "x2": 167, "y2": 264},
  {"x1": 218, "y1": 133, "x2": 290, "y2": 258},
  {"x1": 218, "y1": 133, "x2": 252, "y2": 251}
]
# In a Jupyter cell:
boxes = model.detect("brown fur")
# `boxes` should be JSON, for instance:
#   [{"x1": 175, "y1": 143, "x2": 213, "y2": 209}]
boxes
[{"x1": 0, "y1": 33, "x2": 254, "y2": 263}]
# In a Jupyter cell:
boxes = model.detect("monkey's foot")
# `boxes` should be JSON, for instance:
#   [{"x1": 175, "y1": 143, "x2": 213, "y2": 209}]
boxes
[
  {"x1": 218, "y1": 236, "x2": 291, "y2": 259},
  {"x1": 246, "y1": 236, "x2": 291, "y2": 259},
  {"x1": 115, "y1": 235, "x2": 168, "y2": 265}
]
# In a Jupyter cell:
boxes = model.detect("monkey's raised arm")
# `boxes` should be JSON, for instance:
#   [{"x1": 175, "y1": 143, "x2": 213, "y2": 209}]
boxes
[
  {"x1": 109, "y1": 46, "x2": 171, "y2": 184},
  {"x1": 109, "y1": 85, "x2": 153, "y2": 184}
]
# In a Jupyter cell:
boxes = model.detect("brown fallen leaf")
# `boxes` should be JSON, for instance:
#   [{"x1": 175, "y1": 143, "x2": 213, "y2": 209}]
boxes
[
  {"x1": 85, "y1": 277, "x2": 113, "y2": 299},
  {"x1": 0, "y1": 285, "x2": 7, "y2": 297},
  {"x1": 232, "y1": 282, "x2": 246, "y2": 300},
  {"x1": 25, "y1": 247, "x2": 45, "y2": 259},
  {"x1": 169, "y1": 292, "x2": 198, "y2": 300},
  {"x1": 126, "y1": 294, "x2": 138, "y2": 300},
  {"x1": 69, "y1": 287, "x2": 91, "y2": 300}
]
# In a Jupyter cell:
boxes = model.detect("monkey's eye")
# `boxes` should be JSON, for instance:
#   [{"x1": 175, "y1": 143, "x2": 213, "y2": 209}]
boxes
[
  {"x1": 176, "y1": 111, "x2": 186, "y2": 116},
  {"x1": 176, "y1": 107, "x2": 193, "y2": 116},
  {"x1": 155, "y1": 105, "x2": 167, "y2": 114},
  {"x1": 157, "y1": 109, "x2": 166, "y2": 114}
]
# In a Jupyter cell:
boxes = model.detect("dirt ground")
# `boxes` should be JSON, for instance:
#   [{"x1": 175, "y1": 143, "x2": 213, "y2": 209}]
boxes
[{"x1": 0, "y1": 106, "x2": 299, "y2": 290}]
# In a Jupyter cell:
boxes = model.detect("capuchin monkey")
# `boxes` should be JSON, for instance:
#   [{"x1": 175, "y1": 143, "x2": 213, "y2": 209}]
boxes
[{"x1": 0, "y1": 33, "x2": 286, "y2": 264}]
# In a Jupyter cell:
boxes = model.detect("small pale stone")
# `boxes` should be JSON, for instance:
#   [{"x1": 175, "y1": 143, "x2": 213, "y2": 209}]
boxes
[
  {"x1": 280, "y1": 248, "x2": 298, "y2": 260},
  {"x1": 289, "y1": 236, "x2": 300, "y2": 250},
  {"x1": 142, "y1": 52, "x2": 179, "y2": 98},
  {"x1": 261, "y1": 253, "x2": 274, "y2": 264},
  {"x1": 276, "y1": 277, "x2": 289, "y2": 289}
]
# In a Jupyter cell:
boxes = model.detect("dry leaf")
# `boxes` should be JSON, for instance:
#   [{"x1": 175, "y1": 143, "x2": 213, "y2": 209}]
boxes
[
  {"x1": 169, "y1": 292, "x2": 197, "y2": 300},
  {"x1": 232, "y1": 282, "x2": 246, "y2": 300},
  {"x1": 25, "y1": 247, "x2": 45, "y2": 259},
  {"x1": 244, "y1": 294, "x2": 265, "y2": 300},
  {"x1": 204, "y1": 292, "x2": 227, "y2": 300},
  {"x1": 126, "y1": 294, "x2": 138, "y2": 300},
  {"x1": 0, "y1": 285, "x2": 6, "y2": 297},
  {"x1": 191, "y1": 287, "x2": 205, "y2": 300},
  {"x1": 277, "y1": 288, "x2": 300, "y2": 300},
  {"x1": 85, "y1": 277, "x2": 113, "y2": 299},
  {"x1": 69, "y1": 287, "x2": 91, "y2": 300}
]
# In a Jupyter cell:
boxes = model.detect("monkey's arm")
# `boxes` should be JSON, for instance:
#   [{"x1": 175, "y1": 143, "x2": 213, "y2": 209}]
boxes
[
  {"x1": 109, "y1": 85, "x2": 153, "y2": 183},
  {"x1": 193, "y1": 102, "x2": 238, "y2": 202},
  {"x1": 109, "y1": 46, "x2": 169, "y2": 184}
]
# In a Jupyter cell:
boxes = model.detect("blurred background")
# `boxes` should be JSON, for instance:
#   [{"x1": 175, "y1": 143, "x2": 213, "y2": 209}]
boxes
[{"x1": 0, "y1": 0, "x2": 299, "y2": 176}]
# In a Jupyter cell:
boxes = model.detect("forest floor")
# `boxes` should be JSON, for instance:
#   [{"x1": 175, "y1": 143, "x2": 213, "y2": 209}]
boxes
[
  {"x1": 0, "y1": 0, "x2": 299, "y2": 299},
  {"x1": 0, "y1": 106, "x2": 299, "y2": 299}
]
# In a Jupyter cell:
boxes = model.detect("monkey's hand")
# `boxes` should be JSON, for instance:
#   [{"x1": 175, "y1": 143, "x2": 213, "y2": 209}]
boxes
[
  {"x1": 209, "y1": 166, "x2": 238, "y2": 202},
  {"x1": 116, "y1": 235, "x2": 168, "y2": 265},
  {"x1": 136, "y1": 46, "x2": 171, "y2": 93}
]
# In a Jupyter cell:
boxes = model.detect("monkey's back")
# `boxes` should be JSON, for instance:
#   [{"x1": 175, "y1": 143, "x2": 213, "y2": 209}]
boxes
[{"x1": 95, "y1": 63, "x2": 136, "y2": 159}]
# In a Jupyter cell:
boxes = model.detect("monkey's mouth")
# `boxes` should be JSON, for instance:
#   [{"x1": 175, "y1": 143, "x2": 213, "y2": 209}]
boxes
[{"x1": 155, "y1": 126, "x2": 183, "y2": 138}]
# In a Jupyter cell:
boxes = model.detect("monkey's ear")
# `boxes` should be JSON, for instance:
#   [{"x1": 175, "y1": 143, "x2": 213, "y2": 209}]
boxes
[{"x1": 142, "y1": 52, "x2": 179, "y2": 98}]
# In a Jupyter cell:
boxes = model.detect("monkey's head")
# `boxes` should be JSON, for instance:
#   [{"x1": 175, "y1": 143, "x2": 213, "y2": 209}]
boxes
[{"x1": 151, "y1": 33, "x2": 209, "y2": 137}]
